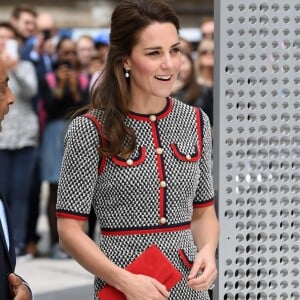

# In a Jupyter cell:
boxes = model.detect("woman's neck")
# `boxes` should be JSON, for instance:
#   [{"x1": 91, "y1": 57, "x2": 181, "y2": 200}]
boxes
[{"x1": 128, "y1": 97, "x2": 167, "y2": 115}]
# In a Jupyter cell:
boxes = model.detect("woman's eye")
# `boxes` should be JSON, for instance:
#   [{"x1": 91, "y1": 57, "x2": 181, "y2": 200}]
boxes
[
  {"x1": 147, "y1": 51, "x2": 160, "y2": 56},
  {"x1": 171, "y1": 47, "x2": 182, "y2": 54}
]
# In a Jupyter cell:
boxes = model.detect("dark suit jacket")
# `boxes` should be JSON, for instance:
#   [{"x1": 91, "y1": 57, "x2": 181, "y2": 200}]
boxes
[{"x1": 0, "y1": 194, "x2": 16, "y2": 300}]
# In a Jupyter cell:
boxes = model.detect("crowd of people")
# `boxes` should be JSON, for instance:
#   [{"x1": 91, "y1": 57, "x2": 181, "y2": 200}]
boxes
[
  {"x1": 0, "y1": 4, "x2": 110, "y2": 260},
  {"x1": 0, "y1": 2, "x2": 215, "y2": 262}
]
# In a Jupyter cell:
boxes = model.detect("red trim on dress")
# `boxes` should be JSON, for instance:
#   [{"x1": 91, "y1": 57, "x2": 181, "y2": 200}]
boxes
[
  {"x1": 83, "y1": 113, "x2": 107, "y2": 174},
  {"x1": 56, "y1": 212, "x2": 88, "y2": 221},
  {"x1": 101, "y1": 223, "x2": 190, "y2": 236},
  {"x1": 178, "y1": 249, "x2": 193, "y2": 269},
  {"x1": 151, "y1": 122, "x2": 166, "y2": 219},
  {"x1": 170, "y1": 144, "x2": 201, "y2": 162},
  {"x1": 111, "y1": 146, "x2": 146, "y2": 167},
  {"x1": 83, "y1": 114, "x2": 105, "y2": 140},
  {"x1": 127, "y1": 98, "x2": 173, "y2": 121},
  {"x1": 99, "y1": 158, "x2": 106, "y2": 173},
  {"x1": 158, "y1": 98, "x2": 173, "y2": 120},
  {"x1": 194, "y1": 108, "x2": 203, "y2": 157},
  {"x1": 127, "y1": 113, "x2": 149, "y2": 122},
  {"x1": 193, "y1": 199, "x2": 214, "y2": 208}
]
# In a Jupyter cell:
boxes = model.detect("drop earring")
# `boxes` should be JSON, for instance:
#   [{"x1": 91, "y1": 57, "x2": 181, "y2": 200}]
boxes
[{"x1": 125, "y1": 70, "x2": 130, "y2": 78}]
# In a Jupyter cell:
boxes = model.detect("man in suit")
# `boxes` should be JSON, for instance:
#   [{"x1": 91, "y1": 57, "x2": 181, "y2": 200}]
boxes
[{"x1": 0, "y1": 57, "x2": 32, "y2": 299}]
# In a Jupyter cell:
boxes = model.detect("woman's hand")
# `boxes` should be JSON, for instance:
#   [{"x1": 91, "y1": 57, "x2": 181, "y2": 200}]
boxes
[
  {"x1": 56, "y1": 65, "x2": 69, "y2": 85},
  {"x1": 187, "y1": 245, "x2": 217, "y2": 291},
  {"x1": 121, "y1": 273, "x2": 170, "y2": 300},
  {"x1": 189, "y1": 205, "x2": 219, "y2": 291}
]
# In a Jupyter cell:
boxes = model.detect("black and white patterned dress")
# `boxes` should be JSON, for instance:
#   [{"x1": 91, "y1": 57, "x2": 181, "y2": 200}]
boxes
[{"x1": 57, "y1": 97, "x2": 214, "y2": 300}]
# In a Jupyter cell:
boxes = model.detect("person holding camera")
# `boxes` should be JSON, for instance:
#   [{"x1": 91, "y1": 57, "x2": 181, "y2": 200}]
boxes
[
  {"x1": 40, "y1": 36, "x2": 89, "y2": 259},
  {"x1": 20, "y1": 12, "x2": 59, "y2": 259}
]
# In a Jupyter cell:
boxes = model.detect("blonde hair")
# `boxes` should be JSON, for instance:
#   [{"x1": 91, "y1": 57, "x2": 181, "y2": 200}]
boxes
[
  {"x1": 197, "y1": 39, "x2": 214, "y2": 54},
  {"x1": 196, "y1": 39, "x2": 214, "y2": 80}
]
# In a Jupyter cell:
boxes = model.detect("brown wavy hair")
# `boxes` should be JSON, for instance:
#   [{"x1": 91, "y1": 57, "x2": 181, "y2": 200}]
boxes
[
  {"x1": 182, "y1": 52, "x2": 202, "y2": 104},
  {"x1": 91, "y1": 0, "x2": 180, "y2": 158}
]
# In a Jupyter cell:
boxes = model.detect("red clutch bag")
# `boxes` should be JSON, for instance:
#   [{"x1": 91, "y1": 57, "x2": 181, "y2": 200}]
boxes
[{"x1": 97, "y1": 245, "x2": 182, "y2": 300}]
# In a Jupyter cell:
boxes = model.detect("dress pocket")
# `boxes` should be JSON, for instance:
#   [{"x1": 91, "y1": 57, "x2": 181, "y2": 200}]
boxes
[
  {"x1": 111, "y1": 146, "x2": 146, "y2": 167},
  {"x1": 171, "y1": 143, "x2": 201, "y2": 162},
  {"x1": 178, "y1": 248, "x2": 194, "y2": 269}
]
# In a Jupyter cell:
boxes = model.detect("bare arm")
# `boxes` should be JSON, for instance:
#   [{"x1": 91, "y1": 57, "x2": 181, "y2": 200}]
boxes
[
  {"x1": 57, "y1": 218, "x2": 129, "y2": 289},
  {"x1": 191, "y1": 205, "x2": 219, "y2": 252},
  {"x1": 188, "y1": 205, "x2": 220, "y2": 291},
  {"x1": 57, "y1": 218, "x2": 170, "y2": 300}
]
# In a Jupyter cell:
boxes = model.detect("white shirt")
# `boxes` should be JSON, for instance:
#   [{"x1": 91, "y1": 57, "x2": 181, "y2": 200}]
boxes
[{"x1": 0, "y1": 199, "x2": 10, "y2": 249}]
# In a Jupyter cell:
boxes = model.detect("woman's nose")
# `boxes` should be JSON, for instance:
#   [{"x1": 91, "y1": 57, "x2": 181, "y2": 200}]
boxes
[{"x1": 161, "y1": 54, "x2": 173, "y2": 69}]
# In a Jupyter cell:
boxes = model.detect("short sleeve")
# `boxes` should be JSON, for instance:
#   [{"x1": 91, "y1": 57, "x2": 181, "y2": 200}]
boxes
[
  {"x1": 193, "y1": 109, "x2": 215, "y2": 207},
  {"x1": 56, "y1": 115, "x2": 101, "y2": 220}
]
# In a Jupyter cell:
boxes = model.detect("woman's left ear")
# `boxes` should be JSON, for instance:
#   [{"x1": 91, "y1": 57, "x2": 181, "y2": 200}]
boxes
[{"x1": 123, "y1": 57, "x2": 130, "y2": 70}]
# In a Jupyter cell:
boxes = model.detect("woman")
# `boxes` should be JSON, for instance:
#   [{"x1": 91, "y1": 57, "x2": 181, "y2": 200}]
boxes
[
  {"x1": 195, "y1": 39, "x2": 214, "y2": 126},
  {"x1": 196, "y1": 39, "x2": 214, "y2": 87},
  {"x1": 40, "y1": 37, "x2": 89, "y2": 259},
  {"x1": 171, "y1": 51, "x2": 202, "y2": 105},
  {"x1": 56, "y1": 1, "x2": 219, "y2": 299},
  {"x1": 172, "y1": 51, "x2": 214, "y2": 127},
  {"x1": 76, "y1": 34, "x2": 96, "y2": 75}
]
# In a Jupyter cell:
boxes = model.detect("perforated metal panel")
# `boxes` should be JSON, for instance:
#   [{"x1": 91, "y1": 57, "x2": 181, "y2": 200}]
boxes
[{"x1": 214, "y1": 1, "x2": 300, "y2": 299}]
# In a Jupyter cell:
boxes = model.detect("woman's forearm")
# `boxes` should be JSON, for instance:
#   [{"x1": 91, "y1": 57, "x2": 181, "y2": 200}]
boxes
[
  {"x1": 57, "y1": 218, "x2": 131, "y2": 291},
  {"x1": 191, "y1": 206, "x2": 220, "y2": 252}
]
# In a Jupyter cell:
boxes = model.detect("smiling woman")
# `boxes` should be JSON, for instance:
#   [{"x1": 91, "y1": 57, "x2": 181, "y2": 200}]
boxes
[
  {"x1": 123, "y1": 22, "x2": 182, "y2": 114},
  {"x1": 56, "y1": 1, "x2": 219, "y2": 300}
]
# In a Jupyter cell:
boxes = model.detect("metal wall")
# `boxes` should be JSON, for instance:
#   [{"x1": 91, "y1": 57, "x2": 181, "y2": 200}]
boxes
[{"x1": 214, "y1": 1, "x2": 300, "y2": 299}]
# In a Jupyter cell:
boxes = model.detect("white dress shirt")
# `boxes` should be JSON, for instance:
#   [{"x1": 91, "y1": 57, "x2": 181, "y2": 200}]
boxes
[{"x1": 0, "y1": 199, "x2": 10, "y2": 249}]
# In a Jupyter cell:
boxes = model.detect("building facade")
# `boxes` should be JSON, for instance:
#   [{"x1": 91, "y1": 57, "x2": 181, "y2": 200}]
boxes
[{"x1": 0, "y1": 0, "x2": 213, "y2": 28}]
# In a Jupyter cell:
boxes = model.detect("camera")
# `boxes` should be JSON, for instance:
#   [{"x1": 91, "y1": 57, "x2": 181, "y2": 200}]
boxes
[
  {"x1": 42, "y1": 29, "x2": 52, "y2": 40},
  {"x1": 57, "y1": 60, "x2": 73, "y2": 69}
]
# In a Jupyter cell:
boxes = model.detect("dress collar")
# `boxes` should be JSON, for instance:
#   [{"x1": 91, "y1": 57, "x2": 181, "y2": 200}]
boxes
[{"x1": 127, "y1": 97, "x2": 173, "y2": 122}]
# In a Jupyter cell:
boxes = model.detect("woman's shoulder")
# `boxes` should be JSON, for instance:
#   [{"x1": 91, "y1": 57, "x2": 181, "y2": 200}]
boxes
[
  {"x1": 68, "y1": 108, "x2": 104, "y2": 135},
  {"x1": 171, "y1": 96, "x2": 201, "y2": 115},
  {"x1": 64, "y1": 110, "x2": 104, "y2": 146},
  {"x1": 71, "y1": 108, "x2": 103, "y2": 125},
  {"x1": 171, "y1": 96, "x2": 210, "y2": 126},
  {"x1": 171, "y1": 96, "x2": 192, "y2": 110},
  {"x1": 84, "y1": 108, "x2": 104, "y2": 119}
]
